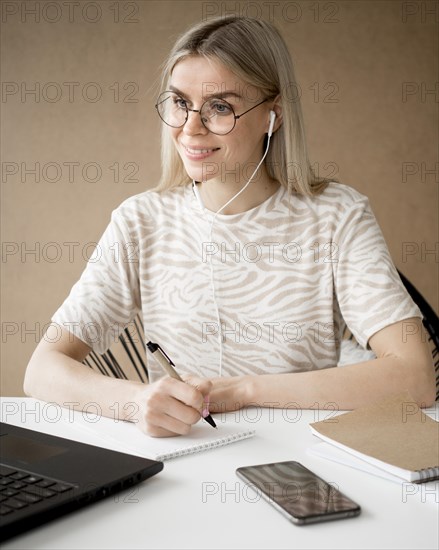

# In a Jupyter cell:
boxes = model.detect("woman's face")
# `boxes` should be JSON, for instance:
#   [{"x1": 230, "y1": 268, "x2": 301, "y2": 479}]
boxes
[{"x1": 168, "y1": 55, "x2": 273, "y2": 185}]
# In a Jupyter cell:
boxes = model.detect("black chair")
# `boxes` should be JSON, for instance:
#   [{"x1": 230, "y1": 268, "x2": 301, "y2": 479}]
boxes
[
  {"x1": 83, "y1": 314, "x2": 148, "y2": 382},
  {"x1": 83, "y1": 271, "x2": 439, "y2": 400},
  {"x1": 342, "y1": 270, "x2": 439, "y2": 400},
  {"x1": 397, "y1": 270, "x2": 439, "y2": 401}
]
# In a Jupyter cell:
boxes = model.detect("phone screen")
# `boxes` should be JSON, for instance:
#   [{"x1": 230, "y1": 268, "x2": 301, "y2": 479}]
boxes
[{"x1": 236, "y1": 461, "x2": 361, "y2": 524}]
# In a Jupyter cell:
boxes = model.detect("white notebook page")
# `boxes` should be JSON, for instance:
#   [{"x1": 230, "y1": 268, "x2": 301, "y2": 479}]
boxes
[{"x1": 62, "y1": 410, "x2": 255, "y2": 461}]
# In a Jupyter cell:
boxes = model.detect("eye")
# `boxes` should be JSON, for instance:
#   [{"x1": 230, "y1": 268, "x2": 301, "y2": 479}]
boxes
[
  {"x1": 210, "y1": 100, "x2": 233, "y2": 116},
  {"x1": 172, "y1": 96, "x2": 188, "y2": 110}
]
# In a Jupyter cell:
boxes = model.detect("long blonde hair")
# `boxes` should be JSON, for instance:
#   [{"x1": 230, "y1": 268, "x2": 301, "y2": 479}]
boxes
[{"x1": 154, "y1": 16, "x2": 329, "y2": 196}]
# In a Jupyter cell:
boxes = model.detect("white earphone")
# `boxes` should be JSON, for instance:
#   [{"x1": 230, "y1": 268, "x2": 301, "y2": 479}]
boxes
[
  {"x1": 193, "y1": 109, "x2": 277, "y2": 375},
  {"x1": 268, "y1": 110, "x2": 276, "y2": 137},
  {"x1": 193, "y1": 110, "x2": 276, "y2": 210}
]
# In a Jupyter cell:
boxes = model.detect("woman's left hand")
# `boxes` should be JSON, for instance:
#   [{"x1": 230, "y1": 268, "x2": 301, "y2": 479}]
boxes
[{"x1": 207, "y1": 375, "x2": 253, "y2": 413}]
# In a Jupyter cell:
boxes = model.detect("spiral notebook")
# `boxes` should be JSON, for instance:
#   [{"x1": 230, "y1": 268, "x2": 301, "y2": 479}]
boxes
[
  {"x1": 309, "y1": 391, "x2": 439, "y2": 484},
  {"x1": 62, "y1": 411, "x2": 255, "y2": 461}
]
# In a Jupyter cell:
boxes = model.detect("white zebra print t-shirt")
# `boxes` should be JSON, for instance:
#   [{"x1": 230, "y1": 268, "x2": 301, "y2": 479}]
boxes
[{"x1": 52, "y1": 182, "x2": 421, "y2": 382}]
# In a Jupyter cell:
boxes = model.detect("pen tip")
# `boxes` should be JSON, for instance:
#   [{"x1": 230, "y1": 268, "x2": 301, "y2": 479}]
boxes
[{"x1": 203, "y1": 414, "x2": 217, "y2": 429}]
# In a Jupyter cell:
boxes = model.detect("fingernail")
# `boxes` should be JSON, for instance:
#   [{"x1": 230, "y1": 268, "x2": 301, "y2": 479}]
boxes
[{"x1": 202, "y1": 407, "x2": 210, "y2": 418}]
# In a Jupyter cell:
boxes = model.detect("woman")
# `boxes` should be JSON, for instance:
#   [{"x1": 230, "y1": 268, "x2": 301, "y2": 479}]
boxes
[{"x1": 24, "y1": 16, "x2": 435, "y2": 437}]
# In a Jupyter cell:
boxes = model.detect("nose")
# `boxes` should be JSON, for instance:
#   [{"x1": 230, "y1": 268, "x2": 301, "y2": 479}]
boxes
[{"x1": 183, "y1": 108, "x2": 209, "y2": 136}]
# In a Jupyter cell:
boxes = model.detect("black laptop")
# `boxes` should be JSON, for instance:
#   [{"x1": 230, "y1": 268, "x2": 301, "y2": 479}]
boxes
[{"x1": 0, "y1": 422, "x2": 163, "y2": 541}]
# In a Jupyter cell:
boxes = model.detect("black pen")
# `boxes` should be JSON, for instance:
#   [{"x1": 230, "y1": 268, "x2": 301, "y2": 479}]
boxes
[{"x1": 146, "y1": 341, "x2": 217, "y2": 429}]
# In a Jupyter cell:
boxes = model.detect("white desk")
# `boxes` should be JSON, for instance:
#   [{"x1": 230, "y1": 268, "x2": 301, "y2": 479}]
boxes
[{"x1": 1, "y1": 398, "x2": 438, "y2": 550}]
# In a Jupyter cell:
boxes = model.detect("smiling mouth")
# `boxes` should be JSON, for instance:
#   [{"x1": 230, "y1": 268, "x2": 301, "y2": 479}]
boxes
[{"x1": 184, "y1": 146, "x2": 220, "y2": 154}]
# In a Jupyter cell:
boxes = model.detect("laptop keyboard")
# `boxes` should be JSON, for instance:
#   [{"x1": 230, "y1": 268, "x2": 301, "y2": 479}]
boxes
[{"x1": 0, "y1": 464, "x2": 76, "y2": 517}]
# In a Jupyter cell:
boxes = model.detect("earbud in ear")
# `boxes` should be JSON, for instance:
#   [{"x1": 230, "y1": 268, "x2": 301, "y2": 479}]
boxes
[{"x1": 268, "y1": 111, "x2": 276, "y2": 137}]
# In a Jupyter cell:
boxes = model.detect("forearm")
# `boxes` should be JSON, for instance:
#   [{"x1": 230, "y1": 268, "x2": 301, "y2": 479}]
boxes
[
  {"x1": 221, "y1": 319, "x2": 437, "y2": 411},
  {"x1": 24, "y1": 350, "x2": 144, "y2": 422},
  {"x1": 24, "y1": 348, "x2": 214, "y2": 436},
  {"x1": 247, "y1": 355, "x2": 435, "y2": 410}
]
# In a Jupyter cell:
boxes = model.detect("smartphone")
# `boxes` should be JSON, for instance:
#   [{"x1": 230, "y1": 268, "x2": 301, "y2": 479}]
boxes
[{"x1": 236, "y1": 461, "x2": 361, "y2": 525}]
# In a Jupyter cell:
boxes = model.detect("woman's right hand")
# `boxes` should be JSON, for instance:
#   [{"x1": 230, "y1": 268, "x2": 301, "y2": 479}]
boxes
[{"x1": 131, "y1": 375, "x2": 212, "y2": 437}]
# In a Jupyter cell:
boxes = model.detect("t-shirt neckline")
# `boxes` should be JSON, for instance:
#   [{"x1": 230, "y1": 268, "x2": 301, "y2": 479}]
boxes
[{"x1": 186, "y1": 182, "x2": 287, "y2": 223}]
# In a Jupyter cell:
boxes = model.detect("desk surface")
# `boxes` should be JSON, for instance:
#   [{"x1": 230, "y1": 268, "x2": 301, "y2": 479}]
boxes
[{"x1": 1, "y1": 397, "x2": 438, "y2": 550}]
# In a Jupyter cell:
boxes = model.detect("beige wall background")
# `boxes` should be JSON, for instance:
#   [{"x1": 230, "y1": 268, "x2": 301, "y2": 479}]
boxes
[{"x1": 1, "y1": 0, "x2": 438, "y2": 396}]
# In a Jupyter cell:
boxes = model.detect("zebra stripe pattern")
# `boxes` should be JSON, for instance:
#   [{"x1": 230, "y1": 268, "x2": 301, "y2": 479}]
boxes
[{"x1": 52, "y1": 182, "x2": 421, "y2": 382}]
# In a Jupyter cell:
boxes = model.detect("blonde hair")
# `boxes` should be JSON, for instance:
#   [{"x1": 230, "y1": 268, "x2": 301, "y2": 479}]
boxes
[{"x1": 154, "y1": 16, "x2": 329, "y2": 196}]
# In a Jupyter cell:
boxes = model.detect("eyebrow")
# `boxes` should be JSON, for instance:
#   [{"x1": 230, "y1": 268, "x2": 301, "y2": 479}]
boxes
[{"x1": 168, "y1": 85, "x2": 242, "y2": 101}]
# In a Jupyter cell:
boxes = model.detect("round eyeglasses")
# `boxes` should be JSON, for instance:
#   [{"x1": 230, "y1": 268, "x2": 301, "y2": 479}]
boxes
[{"x1": 155, "y1": 91, "x2": 268, "y2": 136}]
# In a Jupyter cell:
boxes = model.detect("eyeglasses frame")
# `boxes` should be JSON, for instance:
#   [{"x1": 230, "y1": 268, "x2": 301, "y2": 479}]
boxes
[{"x1": 155, "y1": 91, "x2": 269, "y2": 135}]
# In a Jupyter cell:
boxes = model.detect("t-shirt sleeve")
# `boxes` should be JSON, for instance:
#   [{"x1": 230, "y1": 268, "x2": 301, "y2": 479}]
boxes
[
  {"x1": 332, "y1": 196, "x2": 422, "y2": 349},
  {"x1": 51, "y1": 208, "x2": 140, "y2": 354}
]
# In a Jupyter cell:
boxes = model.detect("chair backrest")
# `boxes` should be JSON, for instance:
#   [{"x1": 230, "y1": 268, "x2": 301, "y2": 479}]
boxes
[
  {"x1": 83, "y1": 314, "x2": 148, "y2": 382},
  {"x1": 397, "y1": 270, "x2": 439, "y2": 401}
]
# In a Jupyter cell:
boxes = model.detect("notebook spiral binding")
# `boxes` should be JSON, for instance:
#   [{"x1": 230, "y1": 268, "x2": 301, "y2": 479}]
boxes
[
  {"x1": 157, "y1": 429, "x2": 256, "y2": 461},
  {"x1": 415, "y1": 467, "x2": 439, "y2": 484}
]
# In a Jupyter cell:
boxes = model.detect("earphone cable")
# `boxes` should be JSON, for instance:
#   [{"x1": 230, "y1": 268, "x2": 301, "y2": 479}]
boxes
[{"x1": 207, "y1": 132, "x2": 273, "y2": 377}]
